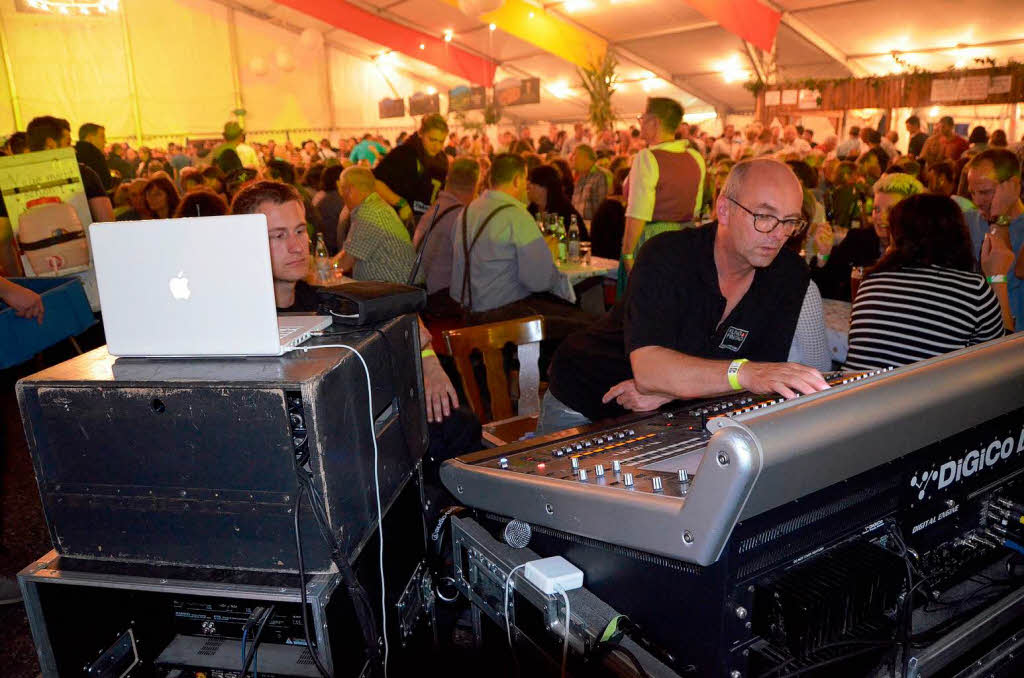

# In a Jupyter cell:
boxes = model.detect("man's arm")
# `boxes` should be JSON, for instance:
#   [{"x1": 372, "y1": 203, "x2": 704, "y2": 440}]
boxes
[
  {"x1": 622, "y1": 150, "x2": 658, "y2": 271},
  {"x1": 631, "y1": 346, "x2": 829, "y2": 400},
  {"x1": 330, "y1": 250, "x2": 357, "y2": 273},
  {"x1": 0, "y1": 276, "x2": 44, "y2": 323},
  {"x1": 373, "y1": 180, "x2": 412, "y2": 222},
  {"x1": 89, "y1": 196, "x2": 115, "y2": 223},
  {"x1": 982, "y1": 231, "x2": 1018, "y2": 331}
]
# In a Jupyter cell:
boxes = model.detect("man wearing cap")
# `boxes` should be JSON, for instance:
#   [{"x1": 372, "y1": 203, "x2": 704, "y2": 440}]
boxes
[{"x1": 211, "y1": 122, "x2": 261, "y2": 170}]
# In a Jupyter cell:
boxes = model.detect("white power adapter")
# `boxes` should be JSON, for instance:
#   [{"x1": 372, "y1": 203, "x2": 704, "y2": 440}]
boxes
[{"x1": 523, "y1": 556, "x2": 584, "y2": 595}]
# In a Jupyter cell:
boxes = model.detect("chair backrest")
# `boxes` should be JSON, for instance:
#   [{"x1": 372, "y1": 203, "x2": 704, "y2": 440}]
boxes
[{"x1": 443, "y1": 315, "x2": 545, "y2": 423}]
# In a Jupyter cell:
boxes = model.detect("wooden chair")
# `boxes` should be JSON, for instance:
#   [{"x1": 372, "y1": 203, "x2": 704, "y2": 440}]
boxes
[{"x1": 443, "y1": 315, "x2": 545, "y2": 446}]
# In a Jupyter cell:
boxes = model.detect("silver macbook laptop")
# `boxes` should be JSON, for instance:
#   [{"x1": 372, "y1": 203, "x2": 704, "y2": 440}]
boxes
[{"x1": 91, "y1": 215, "x2": 331, "y2": 357}]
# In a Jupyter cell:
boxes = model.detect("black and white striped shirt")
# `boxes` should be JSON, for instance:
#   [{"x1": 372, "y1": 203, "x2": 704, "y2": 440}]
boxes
[{"x1": 845, "y1": 265, "x2": 1004, "y2": 370}]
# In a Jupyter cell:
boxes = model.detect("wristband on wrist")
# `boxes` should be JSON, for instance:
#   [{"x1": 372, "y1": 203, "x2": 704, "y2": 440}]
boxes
[
  {"x1": 987, "y1": 274, "x2": 1008, "y2": 284},
  {"x1": 994, "y1": 215, "x2": 1011, "y2": 227},
  {"x1": 420, "y1": 348, "x2": 437, "y2": 359},
  {"x1": 727, "y1": 359, "x2": 749, "y2": 391},
  {"x1": 395, "y1": 197, "x2": 408, "y2": 210},
  {"x1": 622, "y1": 253, "x2": 635, "y2": 261}
]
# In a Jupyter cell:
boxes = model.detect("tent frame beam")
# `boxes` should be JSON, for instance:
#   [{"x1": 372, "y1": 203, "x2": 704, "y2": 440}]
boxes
[{"x1": 761, "y1": 0, "x2": 868, "y2": 78}]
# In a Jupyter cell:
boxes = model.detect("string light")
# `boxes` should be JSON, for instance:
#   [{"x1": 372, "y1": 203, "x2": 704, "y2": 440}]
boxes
[
  {"x1": 488, "y1": 23, "x2": 497, "y2": 31},
  {"x1": 443, "y1": 29, "x2": 453, "y2": 42},
  {"x1": 27, "y1": 0, "x2": 118, "y2": 13}
]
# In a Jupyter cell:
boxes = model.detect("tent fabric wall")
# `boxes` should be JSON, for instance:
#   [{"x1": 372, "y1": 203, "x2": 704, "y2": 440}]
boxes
[
  {"x1": 124, "y1": 0, "x2": 236, "y2": 137},
  {"x1": 234, "y1": 9, "x2": 331, "y2": 134},
  {"x1": 2, "y1": 0, "x2": 133, "y2": 138},
  {"x1": 0, "y1": 0, "x2": 424, "y2": 142}
]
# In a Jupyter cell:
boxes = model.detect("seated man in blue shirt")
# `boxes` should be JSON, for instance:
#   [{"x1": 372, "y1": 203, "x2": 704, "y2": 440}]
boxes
[{"x1": 964, "y1": 148, "x2": 1023, "y2": 330}]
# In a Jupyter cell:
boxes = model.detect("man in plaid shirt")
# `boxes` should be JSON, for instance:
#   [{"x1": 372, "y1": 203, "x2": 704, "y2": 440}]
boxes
[
  {"x1": 333, "y1": 166, "x2": 418, "y2": 284},
  {"x1": 571, "y1": 144, "x2": 609, "y2": 221}
]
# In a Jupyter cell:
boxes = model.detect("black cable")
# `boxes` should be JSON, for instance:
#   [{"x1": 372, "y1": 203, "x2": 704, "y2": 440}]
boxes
[
  {"x1": 240, "y1": 604, "x2": 276, "y2": 677},
  {"x1": 294, "y1": 484, "x2": 334, "y2": 678}
]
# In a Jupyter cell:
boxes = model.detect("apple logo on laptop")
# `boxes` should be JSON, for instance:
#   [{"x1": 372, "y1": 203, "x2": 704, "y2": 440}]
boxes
[{"x1": 169, "y1": 271, "x2": 191, "y2": 300}]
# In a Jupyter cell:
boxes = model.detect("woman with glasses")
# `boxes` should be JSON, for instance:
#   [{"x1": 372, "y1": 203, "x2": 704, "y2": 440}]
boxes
[{"x1": 845, "y1": 194, "x2": 1013, "y2": 371}]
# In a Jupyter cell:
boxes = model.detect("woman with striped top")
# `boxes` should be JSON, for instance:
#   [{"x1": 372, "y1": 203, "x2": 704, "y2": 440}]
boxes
[{"x1": 845, "y1": 194, "x2": 1014, "y2": 370}]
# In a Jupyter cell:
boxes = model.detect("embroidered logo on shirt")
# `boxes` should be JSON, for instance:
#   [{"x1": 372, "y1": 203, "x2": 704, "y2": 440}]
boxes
[{"x1": 720, "y1": 326, "x2": 749, "y2": 352}]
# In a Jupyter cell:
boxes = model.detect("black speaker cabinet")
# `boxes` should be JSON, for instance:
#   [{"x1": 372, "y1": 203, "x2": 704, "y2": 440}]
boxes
[{"x1": 16, "y1": 314, "x2": 428, "y2": 573}]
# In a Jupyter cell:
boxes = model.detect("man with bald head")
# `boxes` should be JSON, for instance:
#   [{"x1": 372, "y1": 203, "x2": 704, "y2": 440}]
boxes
[
  {"x1": 540, "y1": 158, "x2": 830, "y2": 432},
  {"x1": 333, "y1": 166, "x2": 418, "y2": 283}
]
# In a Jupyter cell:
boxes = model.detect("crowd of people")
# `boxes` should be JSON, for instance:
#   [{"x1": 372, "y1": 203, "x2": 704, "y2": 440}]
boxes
[{"x1": 1, "y1": 101, "x2": 1023, "y2": 429}]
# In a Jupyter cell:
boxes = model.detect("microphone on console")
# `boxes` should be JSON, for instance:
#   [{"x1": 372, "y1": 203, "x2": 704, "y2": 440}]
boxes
[{"x1": 504, "y1": 519, "x2": 532, "y2": 549}]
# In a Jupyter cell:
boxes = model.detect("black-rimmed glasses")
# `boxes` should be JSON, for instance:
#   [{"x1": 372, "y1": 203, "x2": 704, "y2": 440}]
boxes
[{"x1": 725, "y1": 196, "x2": 807, "y2": 236}]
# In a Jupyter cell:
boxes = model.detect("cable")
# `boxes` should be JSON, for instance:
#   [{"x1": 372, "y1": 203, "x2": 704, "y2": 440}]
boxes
[
  {"x1": 240, "y1": 605, "x2": 275, "y2": 678},
  {"x1": 504, "y1": 563, "x2": 529, "y2": 649},
  {"x1": 291, "y1": 342, "x2": 388, "y2": 678},
  {"x1": 554, "y1": 585, "x2": 570, "y2": 678},
  {"x1": 294, "y1": 485, "x2": 334, "y2": 678},
  {"x1": 609, "y1": 646, "x2": 649, "y2": 678}
]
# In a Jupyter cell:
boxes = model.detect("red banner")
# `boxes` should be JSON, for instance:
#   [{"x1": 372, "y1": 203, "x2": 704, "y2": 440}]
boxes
[
  {"x1": 683, "y1": 0, "x2": 781, "y2": 53},
  {"x1": 276, "y1": 0, "x2": 497, "y2": 86}
]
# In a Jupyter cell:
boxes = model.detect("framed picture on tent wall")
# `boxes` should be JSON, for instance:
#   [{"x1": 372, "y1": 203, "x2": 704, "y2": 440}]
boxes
[
  {"x1": 494, "y1": 78, "x2": 541, "y2": 107},
  {"x1": 449, "y1": 85, "x2": 487, "y2": 112},
  {"x1": 409, "y1": 92, "x2": 441, "y2": 116},
  {"x1": 379, "y1": 98, "x2": 406, "y2": 119}
]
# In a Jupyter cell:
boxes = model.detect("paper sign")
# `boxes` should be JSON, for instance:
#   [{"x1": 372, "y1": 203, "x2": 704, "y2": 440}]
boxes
[
  {"x1": 930, "y1": 78, "x2": 957, "y2": 102},
  {"x1": 764, "y1": 90, "x2": 780, "y2": 106},
  {"x1": 0, "y1": 148, "x2": 92, "y2": 237},
  {"x1": 798, "y1": 89, "x2": 820, "y2": 109},
  {"x1": 781, "y1": 89, "x2": 798, "y2": 105},
  {"x1": 956, "y1": 76, "x2": 989, "y2": 101},
  {"x1": 989, "y1": 75, "x2": 1012, "y2": 95}
]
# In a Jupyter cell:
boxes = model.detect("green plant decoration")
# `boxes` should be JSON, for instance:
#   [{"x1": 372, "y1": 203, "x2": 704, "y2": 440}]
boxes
[{"x1": 577, "y1": 50, "x2": 618, "y2": 131}]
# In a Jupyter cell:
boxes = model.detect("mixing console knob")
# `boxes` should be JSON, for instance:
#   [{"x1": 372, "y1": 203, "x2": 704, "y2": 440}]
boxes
[
  {"x1": 553, "y1": 448, "x2": 565, "y2": 457},
  {"x1": 578, "y1": 469, "x2": 588, "y2": 481},
  {"x1": 617, "y1": 432, "x2": 625, "y2": 439},
  {"x1": 652, "y1": 476, "x2": 663, "y2": 492},
  {"x1": 623, "y1": 473, "x2": 634, "y2": 487},
  {"x1": 678, "y1": 469, "x2": 690, "y2": 484},
  {"x1": 571, "y1": 457, "x2": 580, "y2": 470},
  {"x1": 584, "y1": 440, "x2": 592, "y2": 447},
  {"x1": 595, "y1": 464, "x2": 605, "y2": 477},
  {"x1": 627, "y1": 429, "x2": 635, "y2": 435},
  {"x1": 612, "y1": 460, "x2": 622, "y2": 473},
  {"x1": 574, "y1": 443, "x2": 583, "y2": 451}
]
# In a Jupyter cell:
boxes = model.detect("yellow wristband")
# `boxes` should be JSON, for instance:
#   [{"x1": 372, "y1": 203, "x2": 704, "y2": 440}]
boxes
[
  {"x1": 727, "y1": 359, "x2": 748, "y2": 391},
  {"x1": 622, "y1": 253, "x2": 635, "y2": 261},
  {"x1": 420, "y1": 348, "x2": 437, "y2": 359}
]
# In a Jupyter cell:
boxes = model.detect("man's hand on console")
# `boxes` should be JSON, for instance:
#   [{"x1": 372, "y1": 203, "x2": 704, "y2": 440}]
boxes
[
  {"x1": 737, "y1": 362, "x2": 830, "y2": 400},
  {"x1": 602, "y1": 379, "x2": 674, "y2": 412}
]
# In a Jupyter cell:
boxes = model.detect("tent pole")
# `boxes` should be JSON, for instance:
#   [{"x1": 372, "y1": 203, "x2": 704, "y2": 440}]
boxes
[
  {"x1": 1011, "y1": 103, "x2": 1019, "y2": 146},
  {"x1": 0, "y1": 9, "x2": 22, "y2": 131},
  {"x1": 118, "y1": 4, "x2": 144, "y2": 146},
  {"x1": 227, "y1": 6, "x2": 245, "y2": 129},
  {"x1": 324, "y1": 40, "x2": 336, "y2": 133}
]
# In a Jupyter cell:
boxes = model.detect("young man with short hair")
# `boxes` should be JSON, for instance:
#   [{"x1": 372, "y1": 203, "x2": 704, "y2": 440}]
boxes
[
  {"x1": 75, "y1": 122, "x2": 114, "y2": 191},
  {"x1": 373, "y1": 114, "x2": 450, "y2": 225}
]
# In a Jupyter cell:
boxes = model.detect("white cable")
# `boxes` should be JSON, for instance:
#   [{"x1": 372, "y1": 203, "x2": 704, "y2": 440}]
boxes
[
  {"x1": 555, "y1": 585, "x2": 570, "y2": 678},
  {"x1": 504, "y1": 563, "x2": 529, "y2": 649},
  {"x1": 292, "y1": 343, "x2": 388, "y2": 678}
]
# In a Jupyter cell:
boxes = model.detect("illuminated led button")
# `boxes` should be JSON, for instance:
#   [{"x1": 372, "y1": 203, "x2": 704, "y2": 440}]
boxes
[{"x1": 617, "y1": 432, "x2": 625, "y2": 439}]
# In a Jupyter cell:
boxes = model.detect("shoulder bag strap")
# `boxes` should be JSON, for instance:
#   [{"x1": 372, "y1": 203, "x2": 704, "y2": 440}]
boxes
[{"x1": 407, "y1": 202, "x2": 461, "y2": 286}]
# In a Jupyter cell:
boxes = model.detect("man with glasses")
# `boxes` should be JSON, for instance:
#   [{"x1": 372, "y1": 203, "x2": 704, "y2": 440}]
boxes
[
  {"x1": 617, "y1": 97, "x2": 707, "y2": 297},
  {"x1": 539, "y1": 158, "x2": 830, "y2": 433}
]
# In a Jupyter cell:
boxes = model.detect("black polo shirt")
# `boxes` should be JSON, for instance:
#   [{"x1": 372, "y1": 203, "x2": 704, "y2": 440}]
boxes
[
  {"x1": 373, "y1": 134, "x2": 448, "y2": 219},
  {"x1": 276, "y1": 280, "x2": 320, "y2": 313},
  {"x1": 548, "y1": 224, "x2": 809, "y2": 421}
]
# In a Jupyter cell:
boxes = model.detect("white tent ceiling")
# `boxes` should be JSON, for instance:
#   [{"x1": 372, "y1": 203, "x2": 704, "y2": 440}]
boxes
[{"x1": 200, "y1": 0, "x2": 1024, "y2": 123}]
